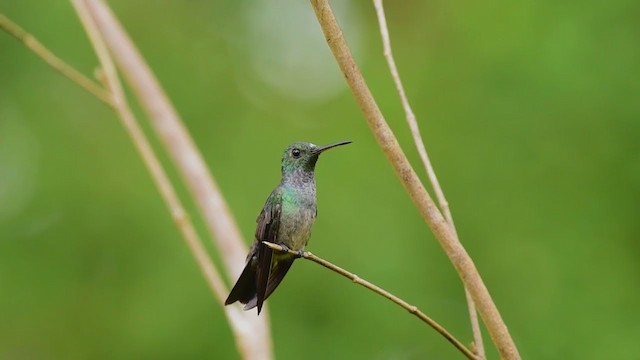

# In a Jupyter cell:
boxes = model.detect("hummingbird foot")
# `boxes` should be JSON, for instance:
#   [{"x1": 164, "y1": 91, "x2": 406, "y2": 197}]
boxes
[
  {"x1": 276, "y1": 243, "x2": 293, "y2": 254},
  {"x1": 272, "y1": 243, "x2": 304, "y2": 258}
]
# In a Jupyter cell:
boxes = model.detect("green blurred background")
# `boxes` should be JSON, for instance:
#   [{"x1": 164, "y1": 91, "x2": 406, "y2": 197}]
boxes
[{"x1": 1, "y1": 0, "x2": 639, "y2": 359}]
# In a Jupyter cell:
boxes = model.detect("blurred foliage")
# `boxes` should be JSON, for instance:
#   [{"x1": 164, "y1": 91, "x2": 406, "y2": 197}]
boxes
[{"x1": 1, "y1": 0, "x2": 639, "y2": 359}]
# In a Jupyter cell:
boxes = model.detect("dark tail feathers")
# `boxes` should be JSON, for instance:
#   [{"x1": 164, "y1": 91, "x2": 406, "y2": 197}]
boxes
[
  {"x1": 225, "y1": 261, "x2": 257, "y2": 307},
  {"x1": 225, "y1": 251, "x2": 295, "y2": 315}
]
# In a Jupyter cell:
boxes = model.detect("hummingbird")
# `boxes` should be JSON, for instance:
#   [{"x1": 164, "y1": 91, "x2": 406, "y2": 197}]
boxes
[{"x1": 225, "y1": 140, "x2": 351, "y2": 314}]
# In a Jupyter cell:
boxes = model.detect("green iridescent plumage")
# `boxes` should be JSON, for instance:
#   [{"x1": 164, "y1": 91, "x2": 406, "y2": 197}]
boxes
[{"x1": 225, "y1": 141, "x2": 351, "y2": 314}]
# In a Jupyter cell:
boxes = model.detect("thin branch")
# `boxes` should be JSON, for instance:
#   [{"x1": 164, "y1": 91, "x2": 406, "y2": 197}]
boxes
[
  {"x1": 78, "y1": 1, "x2": 272, "y2": 358},
  {"x1": 262, "y1": 242, "x2": 478, "y2": 360},
  {"x1": 1, "y1": 6, "x2": 231, "y2": 308},
  {"x1": 0, "y1": 14, "x2": 113, "y2": 105},
  {"x1": 71, "y1": 0, "x2": 229, "y2": 302},
  {"x1": 81, "y1": 0, "x2": 249, "y2": 281},
  {"x1": 71, "y1": 2, "x2": 271, "y2": 359},
  {"x1": 371, "y1": 1, "x2": 485, "y2": 358},
  {"x1": 74, "y1": 2, "x2": 272, "y2": 359},
  {"x1": 2, "y1": 8, "x2": 272, "y2": 360},
  {"x1": 309, "y1": 1, "x2": 520, "y2": 359}
]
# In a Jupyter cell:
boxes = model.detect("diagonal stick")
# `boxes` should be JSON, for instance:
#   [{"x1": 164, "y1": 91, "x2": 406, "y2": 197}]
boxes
[{"x1": 371, "y1": 1, "x2": 485, "y2": 358}]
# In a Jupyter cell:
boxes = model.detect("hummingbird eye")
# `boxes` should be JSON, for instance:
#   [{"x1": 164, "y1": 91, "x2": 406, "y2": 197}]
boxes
[{"x1": 291, "y1": 148, "x2": 301, "y2": 158}]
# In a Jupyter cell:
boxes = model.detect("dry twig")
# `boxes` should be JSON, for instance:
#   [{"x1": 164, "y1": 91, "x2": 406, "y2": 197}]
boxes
[
  {"x1": 262, "y1": 241, "x2": 478, "y2": 360},
  {"x1": 1, "y1": 6, "x2": 272, "y2": 359},
  {"x1": 309, "y1": 0, "x2": 520, "y2": 358},
  {"x1": 371, "y1": 1, "x2": 485, "y2": 358},
  {"x1": 79, "y1": 1, "x2": 273, "y2": 357},
  {"x1": 81, "y1": 0, "x2": 249, "y2": 280},
  {"x1": 0, "y1": 14, "x2": 112, "y2": 105},
  {"x1": 71, "y1": 0, "x2": 229, "y2": 303},
  {"x1": 1, "y1": 7, "x2": 231, "y2": 308}
]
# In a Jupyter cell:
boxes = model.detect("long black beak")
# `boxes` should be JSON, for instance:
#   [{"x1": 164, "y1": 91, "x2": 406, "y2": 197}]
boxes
[{"x1": 312, "y1": 140, "x2": 352, "y2": 155}]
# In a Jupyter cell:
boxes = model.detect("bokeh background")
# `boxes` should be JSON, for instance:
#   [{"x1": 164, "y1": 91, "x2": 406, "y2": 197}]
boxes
[{"x1": 1, "y1": 0, "x2": 639, "y2": 359}]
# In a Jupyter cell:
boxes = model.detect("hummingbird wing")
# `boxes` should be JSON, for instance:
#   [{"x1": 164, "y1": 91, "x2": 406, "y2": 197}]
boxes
[{"x1": 253, "y1": 188, "x2": 282, "y2": 314}]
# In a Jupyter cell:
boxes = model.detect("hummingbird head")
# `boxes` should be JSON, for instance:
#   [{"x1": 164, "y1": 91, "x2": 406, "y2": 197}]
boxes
[{"x1": 281, "y1": 141, "x2": 351, "y2": 176}]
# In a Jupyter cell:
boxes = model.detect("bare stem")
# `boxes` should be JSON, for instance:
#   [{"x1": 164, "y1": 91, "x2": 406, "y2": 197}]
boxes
[
  {"x1": 309, "y1": 1, "x2": 520, "y2": 358},
  {"x1": 71, "y1": 0, "x2": 229, "y2": 303},
  {"x1": 82, "y1": 0, "x2": 249, "y2": 281},
  {"x1": 2, "y1": 7, "x2": 272, "y2": 360},
  {"x1": 78, "y1": 2, "x2": 273, "y2": 357},
  {"x1": 2, "y1": 3, "x2": 231, "y2": 312},
  {"x1": 371, "y1": 1, "x2": 485, "y2": 358},
  {"x1": 68, "y1": 8, "x2": 271, "y2": 355},
  {"x1": 262, "y1": 242, "x2": 478, "y2": 360},
  {"x1": 0, "y1": 14, "x2": 113, "y2": 105}
]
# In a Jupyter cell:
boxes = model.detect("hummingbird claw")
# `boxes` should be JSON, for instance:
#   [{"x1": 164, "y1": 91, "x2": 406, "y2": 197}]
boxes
[
  {"x1": 273, "y1": 243, "x2": 303, "y2": 258},
  {"x1": 278, "y1": 243, "x2": 292, "y2": 254}
]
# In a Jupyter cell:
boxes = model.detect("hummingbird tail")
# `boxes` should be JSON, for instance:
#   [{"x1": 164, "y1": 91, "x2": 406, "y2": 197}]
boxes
[
  {"x1": 225, "y1": 246, "x2": 295, "y2": 315},
  {"x1": 225, "y1": 260, "x2": 257, "y2": 307},
  {"x1": 243, "y1": 256, "x2": 294, "y2": 312},
  {"x1": 254, "y1": 242, "x2": 273, "y2": 314}
]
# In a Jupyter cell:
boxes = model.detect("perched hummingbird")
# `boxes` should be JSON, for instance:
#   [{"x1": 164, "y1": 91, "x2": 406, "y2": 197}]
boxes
[{"x1": 225, "y1": 141, "x2": 351, "y2": 314}]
